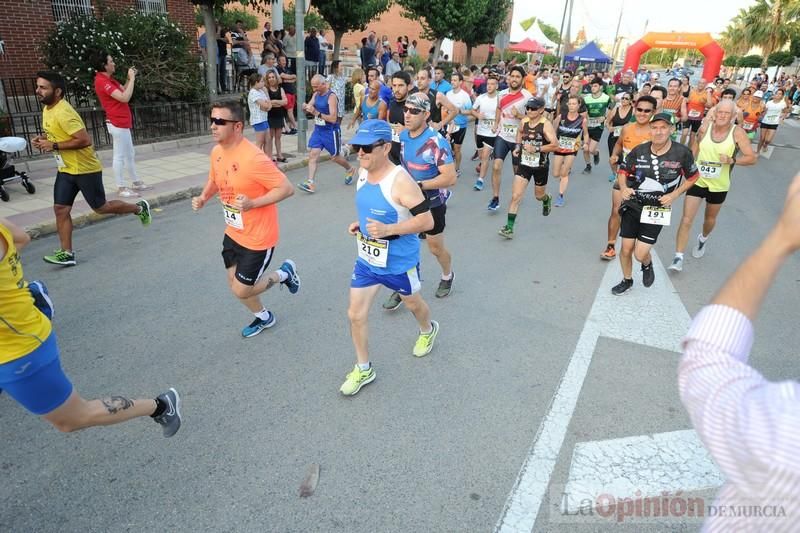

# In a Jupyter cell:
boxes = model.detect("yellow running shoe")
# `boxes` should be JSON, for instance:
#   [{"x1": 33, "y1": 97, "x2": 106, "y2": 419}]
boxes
[
  {"x1": 339, "y1": 364, "x2": 376, "y2": 396},
  {"x1": 412, "y1": 320, "x2": 439, "y2": 357}
]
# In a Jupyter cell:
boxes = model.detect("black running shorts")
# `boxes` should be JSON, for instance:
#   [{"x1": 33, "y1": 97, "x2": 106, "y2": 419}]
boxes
[
  {"x1": 53, "y1": 171, "x2": 106, "y2": 209},
  {"x1": 222, "y1": 235, "x2": 274, "y2": 286}
]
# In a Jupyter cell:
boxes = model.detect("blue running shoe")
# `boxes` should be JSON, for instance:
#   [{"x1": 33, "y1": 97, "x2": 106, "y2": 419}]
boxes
[
  {"x1": 242, "y1": 312, "x2": 276, "y2": 338},
  {"x1": 28, "y1": 280, "x2": 54, "y2": 319},
  {"x1": 279, "y1": 259, "x2": 301, "y2": 294},
  {"x1": 487, "y1": 197, "x2": 500, "y2": 211},
  {"x1": 473, "y1": 178, "x2": 484, "y2": 191}
]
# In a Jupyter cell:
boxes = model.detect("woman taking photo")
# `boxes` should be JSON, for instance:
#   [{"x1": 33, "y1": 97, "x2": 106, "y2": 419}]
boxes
[
  {"x1": 552, "y1": 95, "x2": 589, "y2": 207},
  {"x1": 93, "y1": 51, "x2": 150, "y2": 197},
  {"x1": 264, "y1": 71, "x2": 288, "y2": 162},
  {"x1": 246, "y1": 73, "x2": 271, "y2": 153},
  {"x1": 757, "y1": 88, "x2": 790, "y2": 154}
]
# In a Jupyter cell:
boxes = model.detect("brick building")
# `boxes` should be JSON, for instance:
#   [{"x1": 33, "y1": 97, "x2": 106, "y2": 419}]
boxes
[{"x1": 0, "y1": 0, "x2": 196, "y2": 80}]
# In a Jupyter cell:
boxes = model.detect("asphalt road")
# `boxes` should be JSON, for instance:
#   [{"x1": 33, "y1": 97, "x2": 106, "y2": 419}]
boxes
[{"x1": 2, "y1": 121, "x2": 800, "y2": 533}]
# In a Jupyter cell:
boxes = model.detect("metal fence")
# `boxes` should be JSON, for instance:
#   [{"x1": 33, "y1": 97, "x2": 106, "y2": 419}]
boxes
[
  {"x1": 2, "y1": 77, "x2": 95, "y2": 116},
  {"x1": 5, "y1": 101, "x2": 213, "y2": 158}
]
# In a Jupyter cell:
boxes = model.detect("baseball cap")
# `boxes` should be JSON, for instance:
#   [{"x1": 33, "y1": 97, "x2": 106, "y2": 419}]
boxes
[
  {"x1": 753, "y1": 90, "x2": 764, "y2": 98},
  {"x1": 525, "y1": 97, "x2": 546, "y2": 110},
  {"x1": 650, "y1": 112, "x2": 675, "y2": 125},
  {"x1": 405, "y1": 92, "x2": 431, "y2": 112},
  {"x1": 348, "y1": 119, "x2": 393, "y2": 145}
]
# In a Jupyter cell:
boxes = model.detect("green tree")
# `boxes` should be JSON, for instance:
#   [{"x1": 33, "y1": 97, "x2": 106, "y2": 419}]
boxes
[
  {"x1": 454, "y1": 0, "x2": 512, "y2": 65},
  {"x1": 768, "y1": 50, "x2": 795, "y2": 65},
  {"x1": 195, "y1": 7, "x2": 258, "y2": 31},
  {"x1": 722, "y1": 55, "x2": 741, "y2": 67},
  {"x1": 397, "y1": 0, "x2": 494, "y2": 65},
  {"x1": 740, "y1": 0, "x2": 800, "y2": 68},
  {"x1": 311, "y1": 0, "x2": 391, "y2": 61},
  {"x1": 790, "y1": 35, "x2": 800, "y2": 57},
  {"x1": 740, "y1": 54, "x2": 763, "y2": 67},
  {"x1": 720, "y1": 9, "x2": 751, "y2": 56},
  {"x1": 283, "y1": 3, "x2": 329, "y2": 32}
]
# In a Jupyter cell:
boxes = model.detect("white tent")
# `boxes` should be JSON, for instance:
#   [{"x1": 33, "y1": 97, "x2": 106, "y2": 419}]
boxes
[{"x1": 510, "y1": 18, "x2": 558, "y2": 50}]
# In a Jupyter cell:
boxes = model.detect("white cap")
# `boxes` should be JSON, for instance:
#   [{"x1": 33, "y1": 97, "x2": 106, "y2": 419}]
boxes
[{"x1": 754, "y1": 90, "x2": 764, "y2": 97}]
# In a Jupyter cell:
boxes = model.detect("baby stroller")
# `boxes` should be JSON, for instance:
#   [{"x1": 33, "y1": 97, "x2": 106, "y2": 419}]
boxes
[{"x1": 0, "y1": 137, "x2": 35, "y2": 201}]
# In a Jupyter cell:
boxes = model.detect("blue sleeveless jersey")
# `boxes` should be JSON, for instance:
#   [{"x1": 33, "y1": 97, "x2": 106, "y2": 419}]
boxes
[
  {"x1": 314, "y1": 90, "x2": 339, "y2": 131},
  {"x1": 399, "y1": 127, "x2": 453, "y2": 208},
  {"x1": 361, "y1": 97, "x2": 380, "y2": 120},
  {"x1": 355, "y1": 166, "x2": 419, "y2": 275}
]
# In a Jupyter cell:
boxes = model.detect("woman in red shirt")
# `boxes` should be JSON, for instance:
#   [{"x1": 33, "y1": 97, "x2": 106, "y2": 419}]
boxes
[{"x1": 93, "y1": 51, "x2": 150, "y2": 197}]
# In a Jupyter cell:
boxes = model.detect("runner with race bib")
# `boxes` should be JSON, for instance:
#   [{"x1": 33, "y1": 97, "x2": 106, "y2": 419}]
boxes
[
  {"x1": 668, "y1": 99, "x2": 757, "y2": 272},
  {"x1": 471, "y1": 74, "x2": 499, "y2": 191},
  {"x1": 612, "y1": 111, "x2": 699, "y2": 295},
  {"x1": 581, "y1": 77, "x2": 614, "y2": 174},
  {"x1": 552, "y1": 95, "x2": 589, "y2": 207},
  {"x1": 757, "y1": 88, "x2": 790, "y2": 155},
  {"x1": 192, "y1": 101, "x2": 300, "y2": 338}
]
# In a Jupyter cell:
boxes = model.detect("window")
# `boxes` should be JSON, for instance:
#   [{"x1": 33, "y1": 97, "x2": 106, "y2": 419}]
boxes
[
  {"x1": 51, "y1": 0, "x2": 92, "y2": 22},
  {"x1": 136, "y1": 0, "x2": 167, "y2": 14}
]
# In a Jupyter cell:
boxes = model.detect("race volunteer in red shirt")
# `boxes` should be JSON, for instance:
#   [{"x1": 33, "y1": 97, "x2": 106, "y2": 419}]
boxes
[{"x1": 93, "y1": 50, "x2": 149, "y2": 197}]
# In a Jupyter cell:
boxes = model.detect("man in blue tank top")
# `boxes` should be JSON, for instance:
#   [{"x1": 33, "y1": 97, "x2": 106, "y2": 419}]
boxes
[
  {"x1": 297, "y1": 75, "x2": 356, "y2": 193},
  {"x1": 383, "y1": 92, "x2": 458, "y2": 312},
  {"x1": 340, "y1": 119, "x2": 440, "y2": 396}
]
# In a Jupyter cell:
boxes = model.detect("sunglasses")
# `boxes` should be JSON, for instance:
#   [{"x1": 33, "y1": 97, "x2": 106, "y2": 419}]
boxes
[
  {"x1": 352, "y1": 140, "x2": 387, "y2": 154},
  {"x1": 210, "y1": 117, "x2": 240, "y2": 126},
  {"x1": 403, "y1": 107, "x2": 425, "y2": 115},
  {"x1": 635, "y1": 107, "x2": 654, "y2": 113}
]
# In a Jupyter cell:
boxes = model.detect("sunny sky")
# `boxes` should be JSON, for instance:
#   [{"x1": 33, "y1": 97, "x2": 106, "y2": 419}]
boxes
[{"x1": 511, "y1": 0, "x2": 758, "y2": 44}]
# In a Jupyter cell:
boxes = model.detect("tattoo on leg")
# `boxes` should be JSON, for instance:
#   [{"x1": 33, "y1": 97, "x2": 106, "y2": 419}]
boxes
[{"x1": 102, "y1": 396, "x2": 134, "y2": 414}]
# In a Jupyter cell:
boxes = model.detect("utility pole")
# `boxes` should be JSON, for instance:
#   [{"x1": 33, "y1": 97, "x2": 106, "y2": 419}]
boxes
[
  {"x1": 557, "y1": 0, "x2": 569, "y2": 59},
  {"x1": 295, "y1": 0, "x2": 306, "y2": 153},
  {"x1": 611, "y1": 0, "x2": 624, "y2": 67},
  {"x1": 561, "y1": 0, "x2": 574, "y2": 69}
]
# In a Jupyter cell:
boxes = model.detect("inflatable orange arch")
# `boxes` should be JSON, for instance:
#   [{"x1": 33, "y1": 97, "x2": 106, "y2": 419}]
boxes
[{"x1": 623, "y1": 32, "x2": 723, "y2": 81}]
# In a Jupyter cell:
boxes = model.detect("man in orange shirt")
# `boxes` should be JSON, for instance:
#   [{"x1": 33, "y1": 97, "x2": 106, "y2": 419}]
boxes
[{"x1": 192, "y1": 102, "x2": 300, "y2": 338}]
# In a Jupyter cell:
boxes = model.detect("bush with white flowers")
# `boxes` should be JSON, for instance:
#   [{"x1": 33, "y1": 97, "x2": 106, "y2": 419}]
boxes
[{"x1": 41, "y1": 10, "x2": 203, "y2": 103}]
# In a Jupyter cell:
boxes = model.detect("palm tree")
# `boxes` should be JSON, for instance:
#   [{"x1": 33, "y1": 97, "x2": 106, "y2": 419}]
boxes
[
  {"x1": 720, "y1": 9, "x2": 751, "y2": 57},
  {"x1": 741, "y1": 0, "x2": 800, "y2": 68}
]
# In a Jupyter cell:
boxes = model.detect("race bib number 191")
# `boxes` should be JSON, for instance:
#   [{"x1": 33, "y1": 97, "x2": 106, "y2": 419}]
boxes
[{"x1": 640, "y1": 205, "x2": 671, "y2": 226}]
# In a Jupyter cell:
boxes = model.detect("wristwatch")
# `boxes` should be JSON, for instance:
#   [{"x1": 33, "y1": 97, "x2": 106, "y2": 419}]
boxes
[{"x1": 52, "y1": 142, "x2": 59, "y2": 152}]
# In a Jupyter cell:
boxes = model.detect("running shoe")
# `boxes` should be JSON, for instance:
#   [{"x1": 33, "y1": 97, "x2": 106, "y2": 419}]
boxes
[
  {"x1": 642, "y1": 262, "x2": 655, "y2": 288},
  {"x1": 136, "y1": 199, "x2": 152, "y2": 226},
  {"x1": 436, "y1": 274, "x2": 454, "y2": 298},
  {"x1": 692, "y1": 235, "x2": 707, "y2": 258},
  {"x1": 498, "y1": 225, "x2": 514, "y2": 239},
  {"x1": 242, "y1": 312, "x2": 276, "y2": 337},
  {"x1": 474, "y1": 178, "x2": 484, "y2": 191},
  {"x1": 608, "y1": 173, "x2": 616, "y2": 182},
  {"x1": 611, "y1": 278, "x2": 633, "y2": 295},
  {"x1": 470, "y1": 150, "x2": 480, "y2": 161},
  {"x1": 593, "y1": 152, "x2": 600, "y2": 165},
  {"x1": 43, "y1": 249, "x2": 76, "y2": 267},
  {"x1": 412, "y1": 320, "x2": 439, "y2": 357},
  {"x1": 456, "y1": 169, "x2": 462, "y2": 178},
  {"x1": 600, "y1": 244, "x2": 616, "y2": 261},
  {"x1": 297, "y1": 180, "x2": 315, "y2": 193},
  {"x1": 582, "y1": 163, "x2": 592, "y2": 174},
  {"x1": 383, "y1": 291, "x2": 403, "y2": 311},
  {"x1": 487, "y1": 197, "x2": 500, "y2": 211},
  {"x1": 279, "y1": 259, "x2": 301, "y2": 294},
  {"x1": 668, "y1": 256, "x2": 684, "y2": 272},
  {"x1": 344, "y1": 167, "x2": 355, "y2": 185},
  {"x1": 554, "y1": 194, "x2": 565, "y2": 207},
  {"x1": 153, "y1": 388, "x2": 182, "y2": 437},
  {"x1": 442, "y1": 189, "x2": 452, "y2": 204},
  {"x1": 542, "y1": 194, "x2": 552, "y2": 216},
  {"x1": 28, "y1": 280, "x2": 54, "y2": 319},
  {"x1": 339, "y1": 364, "x2": 376, "y2": 396}
]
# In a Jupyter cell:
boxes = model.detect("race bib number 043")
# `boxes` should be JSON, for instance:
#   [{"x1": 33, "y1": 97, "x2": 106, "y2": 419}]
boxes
[
  {"x1": 640, "y1": 205, "x2": 671, "y2": 226},
  {"x1": 699, "y1": 161, "x2": 722, "y2": 179},
  {"x1": 357, "y1": 232, "x2": 389, "y2": 268}
]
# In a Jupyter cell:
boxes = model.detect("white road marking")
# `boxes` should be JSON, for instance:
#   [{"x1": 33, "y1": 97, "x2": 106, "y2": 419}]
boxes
[
  {"x1": 495, "y1": 255, "x2": 691, "y2": 532},
  {"x1": 563, "y1": 430, "x2": 723, "y2": 513}
]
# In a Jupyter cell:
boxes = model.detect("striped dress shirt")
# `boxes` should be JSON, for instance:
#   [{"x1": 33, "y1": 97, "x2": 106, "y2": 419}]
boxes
[{"x1": 679, "y1": 304, "x2": 800, "y2": 532}]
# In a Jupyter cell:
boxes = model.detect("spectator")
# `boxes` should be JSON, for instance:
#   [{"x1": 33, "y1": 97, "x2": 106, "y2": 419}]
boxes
[
  {"x1": 264, "y1": 71, "x2": 288, "y2": 162},
  {"x1": 408, "y1": 39, "x2": 417, "y2": 57},
  {"x1": 380, "y1": 46, "x2": 392, "y2": 72},
  {"x1": 360, "y1": 37, "x2": 376, "y2": 68},
  {"x1": 92, "y1": 51, "x2": 149, "y2": 197},
  {"x1": 258, "y1": 53, "x2": 279, "y2": 79},
  {"x1": 262, "y1": 21, "x2": 271, "y2": 41},
  {"x1": 395, "y1": 36, "x2": 404, "y2": 57},
  {"x1": 304, "y1": 27, "x2": 321, "y2": 72},
  {"x1": 198, "y1": 31, "x2": 208, "y2": 61},
  {"x1": 215, "y1": 20, "x2": 228, "y2": 92},
  {"x1": 230, "y1": 19, "x2": 251, "y2": 57},
  {"x1": 680, "y1": 173, "x2": 800, "y2": 533},
  {"x1": 276, "y1": 54, "x2": 298, "y2": 135},
  {"x1": 283, "y1": 25, "x2": 297, "y2": 71},
  {"x1": 351, "y1": 68, "x2": 366, "y2": 113},
  {"x1": 318, "y1": 30, "x2": 331, "y2": 76},
  {"x1": 385, "y1": 52, "x2": 402, "y2": 77},
  {"x1": 327, "y1": 60, "x2": 347, "y2": 122},
  {"x1": 402, "y1": 35, "x2": 409, "y2": 58},
  {"x1": 367, "y1": 31, "x2": 377, "y2": 49},
  {"x1": 246, "y1": 73, "x2": 271, "y2": 153}
]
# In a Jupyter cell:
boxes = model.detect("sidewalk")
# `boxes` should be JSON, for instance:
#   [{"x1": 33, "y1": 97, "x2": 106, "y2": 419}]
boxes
[{"x1": 1, "y1": 126, "x2": 333, "y2": 237}]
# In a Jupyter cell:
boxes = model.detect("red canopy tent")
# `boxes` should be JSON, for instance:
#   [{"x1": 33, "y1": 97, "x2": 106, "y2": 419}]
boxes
[{"x1": 509, "y1": 38, "x2": 548, "y2": 54}]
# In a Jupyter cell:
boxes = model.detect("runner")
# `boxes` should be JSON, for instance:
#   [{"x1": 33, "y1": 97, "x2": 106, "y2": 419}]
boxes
[
  {"x1": 297, "y1": 75, "x2": 356, "y2": 192},
  {"x1": 339, "y1": 119, "x2": 439, "y2": 396},
  {"x1": 444, "y1": 71, "x2": 474, "y2": 175},
  {"x1": 667, "y1": 99, "x2": 757, "y2": 272},
  {"x1": 348, "y1": 79, "x2": 387, "y2": 128},
  {"x1": 431, "y1": 66, "x2": 453, "y2": 95},
  {"x1": 31, "y1": 71, "x2": 151, "y2": 268},
  {"x1": 536, "y1": 68, "x2": 555, "y2": 117},
  {"x1": 581, "y1": 77, "x2": 614, "y2": 174},
  {"x1": 682, "y1": 78, "x2": 711, "y2": 146},
  {"x1": 601, "y1": 95, "x2": 657, "y2": 260},
  {"x1": 615, "y1": 70, "x2": 638, "y2": 101},
  {"x1": 471, "y1": 74, "x2": 499, "y2": 191},
  {"x1": 551, "y1": 95, "x2": 589, "y2": 207},
  {"x1": 557, "y1": 78, "x2": 589, "y2": 118},
  {"x1": 0, "y1": 217, "x2": 181, "y2": 436},
  {"x1": 611, "y1": 112, "x2": 699, "y2": 295},
  {"x1": 604, "y1": 92, "x2": 633, "y2": 182},
  {"x1": 383, "y1": 93, "x2": 457, "y2": 310},
  {"x1": 387, "y1": 71, "x2": 412, "y2": 165},
  {"x1": 411, "y1": 68, "x2": 457, "y2": 135},
  {"x1": 736, "y1": 87, "x2": 764, "y2": 141},
  {"x1": 661, "y1": 78, "x2": 687, "y2": 141},
  {"x1": 498, "y1": 97, "x2": 558, "y2": 239},
  {"x1": 702, "y1": 88, "x2": 743, "y2": 127},
  {"x1": 487, "y1": 66, "x2": 531, "y2": 211},
  {"x1": 191, "y1": 102, "x2": 300, "y2": 338},
  {"x1": 757, "y1": 88, "x2": 790, "y2": 154}
]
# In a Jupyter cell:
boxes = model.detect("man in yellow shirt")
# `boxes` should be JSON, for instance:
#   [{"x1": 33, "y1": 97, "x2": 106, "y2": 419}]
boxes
[
  {"x1": 31, "y1": 71, "x2": 152, "y2": 267},
  {"x1": 0, "y1": 218, "x2": 181, "y2": 436}
]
